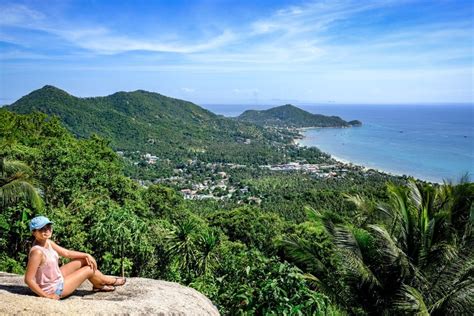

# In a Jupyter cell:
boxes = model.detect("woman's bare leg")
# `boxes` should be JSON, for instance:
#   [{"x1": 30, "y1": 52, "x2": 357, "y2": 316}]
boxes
[
  {"x1": 60, "y1": 259, "x2": 87, "y2": 277},
  {"x1": 61, "y1": 265, "x2": 95, "y2": 298},
  {"x1": 60, "y1": 258, "x2": 118, "y2": 288}
]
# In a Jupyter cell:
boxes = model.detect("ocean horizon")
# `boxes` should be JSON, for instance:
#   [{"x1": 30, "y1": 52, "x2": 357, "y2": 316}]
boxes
[{"x1": 204, "y1": 103, "x2": 474, "y2": 183}]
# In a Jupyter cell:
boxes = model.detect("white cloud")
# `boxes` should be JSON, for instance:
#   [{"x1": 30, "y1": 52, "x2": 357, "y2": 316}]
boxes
[
  {"x1": 0, "y1": 3, "x2": 235, "y2": 55},
  {"x1": 181, "y1": 88, "x2": 195, "y2": 93},
  {"x1": 54, "y1": 29, "x2": 235, "y2": 55},
  {"x1": 0, "y1": 49, "x2": 55, "y2": 60},
  {"x1": 0, "y1": 0, "x2": 471, "y2": 79},
  {"x1": 0, "y1": 4, "x2": 45, "y2": 25}
]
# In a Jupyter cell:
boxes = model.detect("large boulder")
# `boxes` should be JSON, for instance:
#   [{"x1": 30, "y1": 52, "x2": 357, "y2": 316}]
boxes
[{"x1": 0, "y1": 272, "x2": 219, "y2": 315}]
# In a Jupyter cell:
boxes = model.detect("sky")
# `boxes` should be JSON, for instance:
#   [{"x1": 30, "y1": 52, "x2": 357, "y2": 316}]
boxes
[{"x1": 0, "y1": 0, "x2": 473, "y2": 105}]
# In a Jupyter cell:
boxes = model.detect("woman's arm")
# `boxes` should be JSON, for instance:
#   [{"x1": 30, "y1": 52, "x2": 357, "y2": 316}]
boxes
[
  {"x1": 50, "y1": 241, "x2": 97, "y2": 271},
  {"x1": 24, "y1": 249, "x2": 59, "y2": 300}
]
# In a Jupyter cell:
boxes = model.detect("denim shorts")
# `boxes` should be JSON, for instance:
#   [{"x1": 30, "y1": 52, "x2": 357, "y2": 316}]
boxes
[{"x1": 55, "y1": 281, "x2": 64, "y2": 297}]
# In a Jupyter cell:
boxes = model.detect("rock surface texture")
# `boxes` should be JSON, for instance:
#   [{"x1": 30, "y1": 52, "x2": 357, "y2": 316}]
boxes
[{"x1": 0, "y1": 272, "x2": 219, "y2": 315}]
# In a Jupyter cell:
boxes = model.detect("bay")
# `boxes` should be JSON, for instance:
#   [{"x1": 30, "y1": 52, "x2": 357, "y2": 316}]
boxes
[{"x1": 204, "y1": 103, "x2": 474, "y2": 183}]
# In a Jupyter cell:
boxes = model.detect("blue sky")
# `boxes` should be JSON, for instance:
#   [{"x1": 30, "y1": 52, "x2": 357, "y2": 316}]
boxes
[{"x1": 0, "y1": 0, "x2": 473, "y2": 105}]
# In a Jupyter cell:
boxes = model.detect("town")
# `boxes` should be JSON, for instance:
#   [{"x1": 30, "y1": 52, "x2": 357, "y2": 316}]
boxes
[{"x1": 121, "y1": 151, "x2": 369, "y2": 203}]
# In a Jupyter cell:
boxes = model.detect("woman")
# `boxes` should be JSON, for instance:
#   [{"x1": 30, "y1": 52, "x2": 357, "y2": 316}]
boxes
[{"x1": 24, "y1": 215, "x2": 126, "y2": 300}]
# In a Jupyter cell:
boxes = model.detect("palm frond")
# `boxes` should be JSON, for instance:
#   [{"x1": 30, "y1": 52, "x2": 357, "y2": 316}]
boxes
[
  {"x1": 0, "y1": 178, "x2": 43, "y2": 209},
  {"x1": 368, "y1": 224, "x2": 411, "y2": 279},
  {"x1": 377, "y1": 203, "x2": 396, "y2": 219},
  {"x1": 338, "y1": 248, "x2": 382, "y2": 291},
  {"x1": 343, "y1": 193, "x2": 366, "y2": 210},
  {"x1": 304, "y1": 205, "x2": 321, "y2": 223},
  {"x1": 325, "y1": 223, "x2": 382, "y2": 291},
  {"x1": 393, "y1": 285, "x2": 430, "y2": 316},
  {"x1": 428, "y1": 241, "x2": 459, "y2": 264},
  {"x1": 344, "y1": 193, "x2": 377, "y2": 226},
  {"x1": 386, "y1": 182, "x2": 413, "y2": 249},
  {"x1": 0, "y1": 158, "x2": 34, "y2": 176},
  {"x1": 429, "y1": 277, "x2": 474, "y2": 314},
  {"x1": 0, "y1": 158, "x2": 43, "y2": 210},
  {"x1": 407, "y1": 180, "x2": 423, "y2": 211},
  {"x1": 195, "y1": 229, "x2": 220, "y2": 275},
  {"x1": 280, "y1": 236, "x2": 347, "y2": 304},
  {"x1": 303, "y1": 272, "x2": 323, "y2": 289},
  {"x1": 280, "y1": 237, "x2": 326, "y2": 275},
  {"x1": 428, "y1": 258, "x2": 474, "y2": 314},
  {"x1": 331, "y1": 224, "x2": 364, "y2": 259}
]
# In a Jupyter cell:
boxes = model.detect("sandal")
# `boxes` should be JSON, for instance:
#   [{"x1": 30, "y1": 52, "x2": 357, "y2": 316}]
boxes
[
  {"x1": 93, "y1": 285, "x2": 116, "y2": 292},
  {"x1": 109, "y1": 277, "x2": 126, "y2": 286}
]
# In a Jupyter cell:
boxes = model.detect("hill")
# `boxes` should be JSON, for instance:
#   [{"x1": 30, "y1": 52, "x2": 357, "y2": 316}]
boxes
[
  {"x1": 237, "y1": 104, "x2": 361, "y2": 128},
  {"x1": 7, "y1": 86, "x2": 290, "y2": 163}
]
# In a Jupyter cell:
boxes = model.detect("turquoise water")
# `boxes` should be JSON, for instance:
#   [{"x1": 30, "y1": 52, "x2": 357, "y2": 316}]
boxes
[
  {"x1": 204, "y1": 103, "x2": 474, "y2": 183},
  {"x1": 298, "y1": 104, "x2": 473, "y2": 183}
]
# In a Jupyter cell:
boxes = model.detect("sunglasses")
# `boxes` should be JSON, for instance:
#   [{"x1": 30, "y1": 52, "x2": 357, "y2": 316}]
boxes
[{"x1": 35, "y1": 224, "x2": 52, "y2": 232}]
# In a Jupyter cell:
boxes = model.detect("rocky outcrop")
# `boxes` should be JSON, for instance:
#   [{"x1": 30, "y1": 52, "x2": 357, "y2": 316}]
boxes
[{"x1": 0, "y1": 272, "x2": 219, "y2": 315}]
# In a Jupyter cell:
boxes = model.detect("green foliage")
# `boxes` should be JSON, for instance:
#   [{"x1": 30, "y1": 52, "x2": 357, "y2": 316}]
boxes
[
  {"x1": 0, "y1": 158, "x2": 43, "y2": 210},
  {"x1": 143, "y1": 184, "x2": 183, "y2": 217},
  {"x1": 0, "y1": 109, "x2": 471, "y2": 315},
  {"x1": 91, "y1": 202, "x2": 151, "y2": 277},
  {"x1": 0, "y1": 254, "x2": 25, "y2": 274},
  {"x1": 280, "y1": 220, "x2": 349, "y2": 307},
  {"x1": 101, "y1": 252, "x2": 133, "y2": 276},
  {"x1": 0, "y1": 202, "x2": 35, "y2": 264},
  {"x1": 193, "y1": 241, "x2": 337, "y2": 315},
  {"x1": 283, "y1": 180, "x2": 473, "y2": 315},
  {"x1": 208, "y1": 206, "x2": 285, "y2": 255},
  {"x1": 243, "y1": 171, "x2": 395, "y2": 223},
  {"x1": 380, "y1": 179, "x2": 473, "y2": 269}
]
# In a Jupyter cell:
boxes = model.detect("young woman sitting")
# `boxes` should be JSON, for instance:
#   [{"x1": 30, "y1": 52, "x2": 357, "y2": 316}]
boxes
[{"x1": 24, "y1": 216, "x2": 126, "y2": 300}]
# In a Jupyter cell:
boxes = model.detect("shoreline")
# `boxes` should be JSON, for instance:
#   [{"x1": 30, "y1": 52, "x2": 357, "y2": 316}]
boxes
[
  {"x1": 329, "y1": 154, "x2": 415, "y2": 181},
  {"x1": 295, "y1": 125, "x2": 353, "y2": 132},
  {"x1": 295, "y1": 131, "x2": 442, "y2": 184}
]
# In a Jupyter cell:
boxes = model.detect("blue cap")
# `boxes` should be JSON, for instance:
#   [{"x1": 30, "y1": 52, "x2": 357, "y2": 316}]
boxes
[{"x1": 29, "y1": 216, "x2": 53, "y2": 231}]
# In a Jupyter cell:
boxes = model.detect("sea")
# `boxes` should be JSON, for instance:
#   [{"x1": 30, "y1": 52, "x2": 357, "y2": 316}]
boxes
[{"x1": 203, "y1": 103, "x2": 474, "y2": 183}]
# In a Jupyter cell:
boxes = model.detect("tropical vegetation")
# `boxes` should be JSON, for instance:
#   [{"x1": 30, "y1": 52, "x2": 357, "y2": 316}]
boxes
[{"x1": 0, "y1": 89, "x2": 472, "y2": 315}]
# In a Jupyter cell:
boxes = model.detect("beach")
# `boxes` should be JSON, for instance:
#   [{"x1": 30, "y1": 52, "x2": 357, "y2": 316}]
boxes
[{"x1": 294, "y1": 104, "x2": 473, "y2": 184}]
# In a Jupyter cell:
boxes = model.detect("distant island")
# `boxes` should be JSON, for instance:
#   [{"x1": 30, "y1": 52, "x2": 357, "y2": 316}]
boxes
[{"x1": 237, "y1": 104, "x2": 362, "y2": 128}]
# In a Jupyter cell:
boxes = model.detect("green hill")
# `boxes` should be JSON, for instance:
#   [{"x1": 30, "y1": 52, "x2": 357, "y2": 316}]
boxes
[
  {"x1": 7, "y1": 86, "x2": 289, "y2": 162},
  {"x1": 237, "y1": 104, "x2": 361, "y2": 128}
]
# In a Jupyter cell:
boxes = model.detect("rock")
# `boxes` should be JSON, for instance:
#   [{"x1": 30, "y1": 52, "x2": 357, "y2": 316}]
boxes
[{"x1": 0, "y1": 272, "x2": 219, "y2": 315}]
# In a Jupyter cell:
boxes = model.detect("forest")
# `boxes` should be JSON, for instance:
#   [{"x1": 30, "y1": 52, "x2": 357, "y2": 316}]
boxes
[{"x1": 1, "y1": 110, "x2": 472, "y2": 315}]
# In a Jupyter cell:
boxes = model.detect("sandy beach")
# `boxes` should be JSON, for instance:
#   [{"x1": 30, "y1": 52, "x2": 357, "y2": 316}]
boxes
[{"x1": 295, "y1": 131, "x2": 441, "y2": 183}]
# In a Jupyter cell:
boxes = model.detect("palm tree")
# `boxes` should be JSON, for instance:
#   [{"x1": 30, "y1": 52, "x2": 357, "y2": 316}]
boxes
[
  {"x1": 91, "y1": 205, "x2": 146, "y2": 277},
  {"x1": 379, "y1": 179, "x2": 473, "y2": 268},
  {"x1": 195, "y1": 229, "x2": 220, "y2": 275},
  {"x1": 0, "y1": 157, "x2": 43, "y2": 261},
  {"x1": 366, "y1": 179, "x2": 473, "y2": 315},
  {"x1": 0, "y1": 157, "x2": 43, "y2": 210},
  {"x1": 283, "y1": 179, "x2": 473, "y2": 315},
  {"x1": 166, "y1": 219, "x2": 198, "y2": 278},
  {"x1": 283, "y1": 208, "x2": 413, "y2": 314}
]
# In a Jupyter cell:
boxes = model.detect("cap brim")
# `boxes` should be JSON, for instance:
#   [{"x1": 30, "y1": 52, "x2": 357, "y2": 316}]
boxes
[{"x1": 33, "y1": 221, "x2": 53, "y2": 230}]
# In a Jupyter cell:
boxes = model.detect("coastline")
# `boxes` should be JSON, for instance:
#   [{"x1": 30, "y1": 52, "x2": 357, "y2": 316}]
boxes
[
  {"x1": 329, "y1": 154, "x2": 415, "y2": 181},
  {"x1": 294, "y1": 131, "x2": 442, "y2": 184}
]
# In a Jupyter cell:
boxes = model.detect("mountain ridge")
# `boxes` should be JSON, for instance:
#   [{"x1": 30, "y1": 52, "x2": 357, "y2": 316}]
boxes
[{"x1": 6, "y1": 85, "x2": 282, "y2": 162}]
